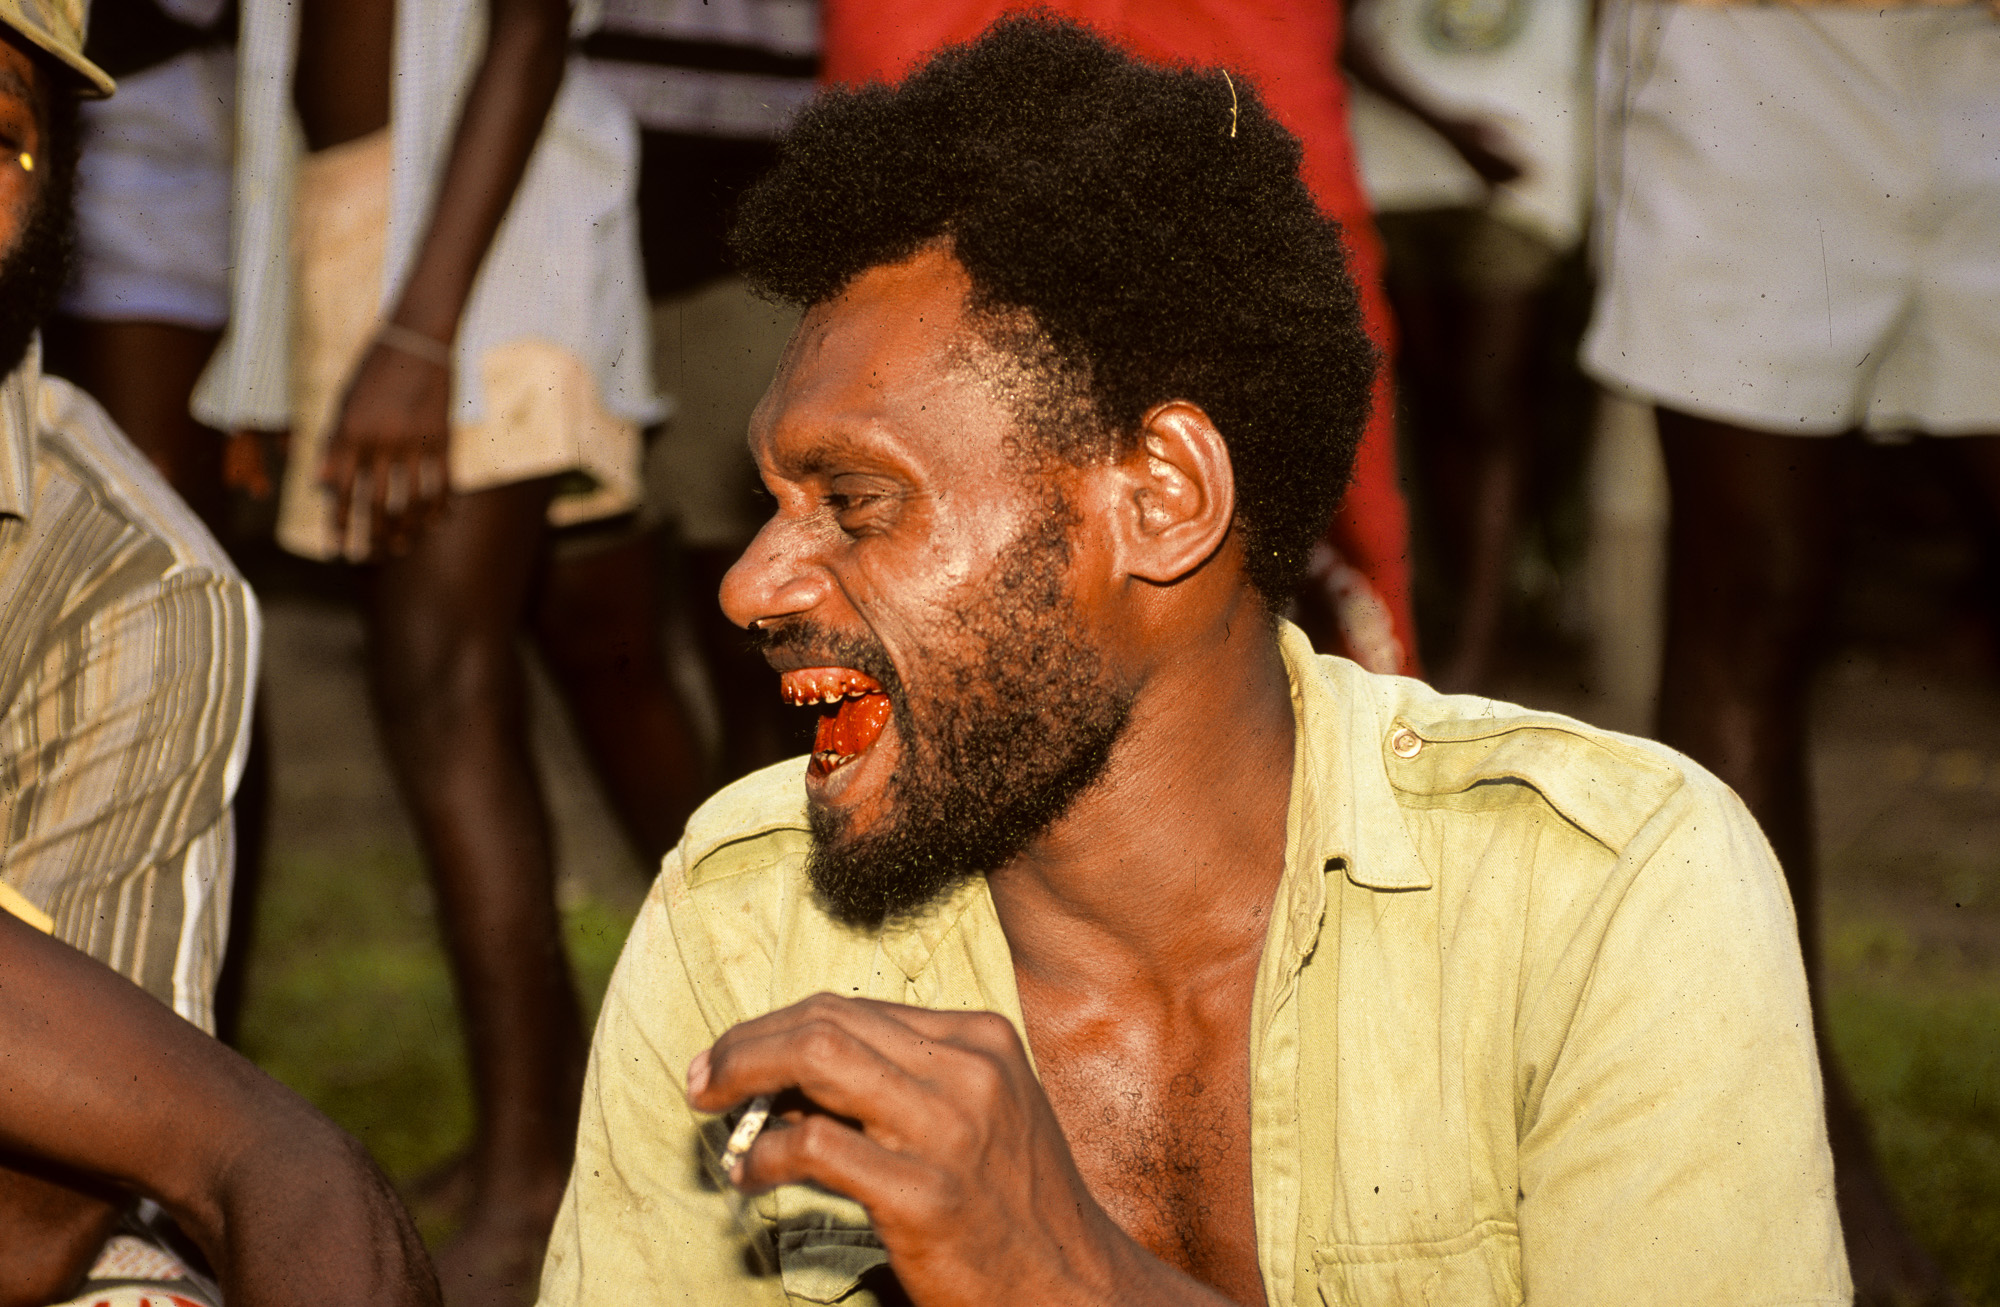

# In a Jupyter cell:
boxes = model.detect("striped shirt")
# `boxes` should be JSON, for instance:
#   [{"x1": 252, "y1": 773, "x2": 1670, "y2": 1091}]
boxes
[
  {"x1": 191, "y1": 0, "x2": 665, "y2": 436},
  {"x1": 0, "y1": 344, "x2": 258, "y2": 1032}
]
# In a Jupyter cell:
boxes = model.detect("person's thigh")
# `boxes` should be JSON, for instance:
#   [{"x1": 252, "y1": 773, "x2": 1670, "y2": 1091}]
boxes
[
  {"x1": 1656, "y1": 410, "x2": 1844, "y2": 652},
  {"x1": 367, "y1": 479, "x2": 557, "y2": 686}
]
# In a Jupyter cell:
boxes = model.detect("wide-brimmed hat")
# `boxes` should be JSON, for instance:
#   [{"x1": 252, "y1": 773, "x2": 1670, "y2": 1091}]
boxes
[{"x1": 0, "y1": 0, "x2": 113, "y2": 97}]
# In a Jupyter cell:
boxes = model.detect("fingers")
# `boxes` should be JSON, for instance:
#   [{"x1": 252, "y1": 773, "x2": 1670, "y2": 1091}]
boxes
[
  {"x1": 730, "y1": 1106, "x2": 933, "y2": 1203},
  {"x1": 223, "y1": 430, "x2": 278, "y2": 500},
  {"x1": 321, "y1": 434, "x2": 362, "y2": 557},
  {"x1": 691, "y1": 996, "x2": 1033, "y2": 1154},
  {"x1": 319, "y1": 344, "x2": 455, "y2": 559}
]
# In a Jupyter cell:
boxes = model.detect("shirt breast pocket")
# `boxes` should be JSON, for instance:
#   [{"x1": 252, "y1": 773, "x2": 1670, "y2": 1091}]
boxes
[
  {"x1": 777, "y1": 1224, "x2": 893, "y2": 1305},
  {"x1": 1313, "y1": 1218, "x2": 1522, "y2": 1307}
]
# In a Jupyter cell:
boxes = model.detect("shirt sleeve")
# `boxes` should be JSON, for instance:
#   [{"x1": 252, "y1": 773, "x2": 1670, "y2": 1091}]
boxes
[
  {"x1": 0, "y1": 563, "x2": 256, "y2": 1029},
  {"x1": 539, "y1": 864, "x2": 790, "y2": 1307},
  {"x1": 1514, "y1": 774, "x2": 1852, "y2": 1305}
]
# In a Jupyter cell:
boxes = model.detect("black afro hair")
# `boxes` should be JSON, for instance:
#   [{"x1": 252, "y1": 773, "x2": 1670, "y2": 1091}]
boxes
[{"x1": 730, "y1": 12, "x2": 1377, "y2": 607}]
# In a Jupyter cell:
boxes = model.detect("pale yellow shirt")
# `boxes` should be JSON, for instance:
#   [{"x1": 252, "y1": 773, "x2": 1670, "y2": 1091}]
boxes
[{"x1": 540, "y1": 624, "x2": 1851, "y2": 1307}]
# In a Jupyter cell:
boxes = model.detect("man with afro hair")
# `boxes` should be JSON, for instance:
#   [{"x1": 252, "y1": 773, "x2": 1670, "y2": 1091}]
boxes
[{"x1": 539, "y1": 17, "x2": 1849, "y2": 1307}]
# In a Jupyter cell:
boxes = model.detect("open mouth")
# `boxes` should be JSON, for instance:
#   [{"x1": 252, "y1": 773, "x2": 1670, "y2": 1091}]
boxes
[{"x1": 780, "y1": 667, "x2": 893, "y2": 778}]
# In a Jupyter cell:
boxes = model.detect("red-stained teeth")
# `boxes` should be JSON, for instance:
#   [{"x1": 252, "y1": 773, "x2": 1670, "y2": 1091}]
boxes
[{"x1": 778, "y1": 667, "x2": 892, "y2": 777}]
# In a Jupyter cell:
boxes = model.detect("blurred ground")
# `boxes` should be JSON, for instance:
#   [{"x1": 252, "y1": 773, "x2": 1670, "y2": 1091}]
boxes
[{"x1": 233, "y1": 430, "x2": 2000, "y2": 1299}]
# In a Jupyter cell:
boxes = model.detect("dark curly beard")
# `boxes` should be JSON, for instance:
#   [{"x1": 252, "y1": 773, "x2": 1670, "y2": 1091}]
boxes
[
  {"x1": 794, "y1": 496, "x2": 1135, "y2": 929},
  {"x1": 0, "y1": 98, "x2": 74, "y2": 379}
]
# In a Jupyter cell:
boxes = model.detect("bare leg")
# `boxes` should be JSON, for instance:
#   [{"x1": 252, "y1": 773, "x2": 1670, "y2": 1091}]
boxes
[
  {"x1": 531, "y1": 529, "x2": 707, "y2": 865},
  {"x1": 366, "y1": 479, "x2": 580, "y2": 1307},
  {"x1": 1654, "y1": 409, "x2": 1960, "y2": 1307},
  {"x1": 1398, "y1": 283, "x2": 1545, "y2": 693}
]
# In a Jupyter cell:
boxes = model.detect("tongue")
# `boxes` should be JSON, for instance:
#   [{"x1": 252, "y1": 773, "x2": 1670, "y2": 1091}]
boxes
[{"x1": 815, "y1": 692, "x2": 892, "y2": 762}]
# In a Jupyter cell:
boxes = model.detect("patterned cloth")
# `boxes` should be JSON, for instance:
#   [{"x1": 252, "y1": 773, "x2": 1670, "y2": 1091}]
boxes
[{"x1": 0, "y1": 344, "x2": 258, "y2": 1031}]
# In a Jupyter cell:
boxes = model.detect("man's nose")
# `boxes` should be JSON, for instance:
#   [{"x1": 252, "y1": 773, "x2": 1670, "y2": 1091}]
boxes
[{"x1": 719, "y1": 516, "x2": 833, "y2": 631}]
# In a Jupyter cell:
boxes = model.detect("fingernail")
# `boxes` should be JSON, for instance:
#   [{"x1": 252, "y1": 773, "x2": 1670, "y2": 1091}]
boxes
[{"x1": 687, "y1": 1048, "x2": 711, "y2": 1097}]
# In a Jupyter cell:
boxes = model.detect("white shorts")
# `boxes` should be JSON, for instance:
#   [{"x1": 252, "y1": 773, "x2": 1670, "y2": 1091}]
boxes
[
  {"x1": 61, "y1": 46, "x2": 235, "y2": 329},
  {"x1": 1582, "y1": 2, "x2": 2000, "y2": 436}
]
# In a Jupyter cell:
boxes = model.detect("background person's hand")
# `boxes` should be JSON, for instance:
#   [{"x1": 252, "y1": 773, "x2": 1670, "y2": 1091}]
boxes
[
  {"x1": 688, "y1": 994, "x2": 1237, "y2": 1307},
  {"x1": 319, "y1": 334, "x2": 453, "y2": 558},
  {"x1": 224, "y1": 428, "x2": 284, "y2": 501},
  {"x1": 1435, "y1": 114, "x2": 1526, "y2": 188}
]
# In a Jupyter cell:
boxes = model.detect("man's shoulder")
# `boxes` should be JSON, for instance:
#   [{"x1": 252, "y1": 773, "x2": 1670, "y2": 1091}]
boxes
[
  {"x1": 645, "y1": 759, "x2": 893, "y2": 1030},
  {"x1": 1312, "y1": 651, "x2": 1722, "y2": 859},
  {"x1": 672, "y1": 757, "x2": 814, "y2": 889},
  {"x1": 32, "y1": 374, "x2": 244, "y2": 585}
]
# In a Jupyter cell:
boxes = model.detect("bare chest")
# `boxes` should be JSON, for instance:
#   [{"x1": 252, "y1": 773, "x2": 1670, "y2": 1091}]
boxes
[{"x1": 1027, "y1": 1012, "x2": 1266, "y2": 1306}]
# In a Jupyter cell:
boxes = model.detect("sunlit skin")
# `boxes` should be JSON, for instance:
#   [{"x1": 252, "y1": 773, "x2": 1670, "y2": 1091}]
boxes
[
  {"x1": 0, "y1": 38, "x2": 41, "y2": 264},
  {"x1": 702, "y1": 245, "x2": 1301, "y2": 1307}
]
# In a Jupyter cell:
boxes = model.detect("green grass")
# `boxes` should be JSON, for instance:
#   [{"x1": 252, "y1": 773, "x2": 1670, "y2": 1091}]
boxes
[
  {"x1": 1824, "y1": 921, "x2": 2000, "y2": 1306},
  {"x1": 237, "y1": 845, "x2": 638, "y2": 1184}
]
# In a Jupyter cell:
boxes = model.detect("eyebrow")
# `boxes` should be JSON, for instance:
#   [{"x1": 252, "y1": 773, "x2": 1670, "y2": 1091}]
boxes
[{"x1": 783, "y1": 429, "x2": 906, "y2": 480}]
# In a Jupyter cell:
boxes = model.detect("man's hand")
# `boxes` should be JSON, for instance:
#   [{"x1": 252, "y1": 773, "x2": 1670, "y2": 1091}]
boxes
[
  {"x1": 319, "y1": 337, "x2": 453, "y2": 559},
  {"x1": 687, "y1": 994, "x2": 1235, "y2": 1307}
]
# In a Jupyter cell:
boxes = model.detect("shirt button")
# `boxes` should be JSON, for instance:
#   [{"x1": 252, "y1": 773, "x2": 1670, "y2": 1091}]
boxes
[{"x1": 1390, "y1": 727, "x2": 1423, "y2": 758}]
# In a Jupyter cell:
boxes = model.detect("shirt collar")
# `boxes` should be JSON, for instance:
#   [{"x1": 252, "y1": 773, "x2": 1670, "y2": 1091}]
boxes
[
  {"x1": 1268, "y1": 621, "x2": 1432, "y2": 966},
  {"x1": 0, "y1": 341, "x2": 41, "y2": 522}
]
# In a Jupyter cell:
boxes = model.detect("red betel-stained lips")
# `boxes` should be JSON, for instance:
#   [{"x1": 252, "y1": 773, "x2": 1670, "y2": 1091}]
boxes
[{"x1": 780, "y1": 667, "x2": 893, "y2": 777}]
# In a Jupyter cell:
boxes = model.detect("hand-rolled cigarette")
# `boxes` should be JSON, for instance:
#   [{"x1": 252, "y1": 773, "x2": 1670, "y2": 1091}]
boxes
[{"x1": 718, "y1": 1094, "x2": 775, "y2": 1178}]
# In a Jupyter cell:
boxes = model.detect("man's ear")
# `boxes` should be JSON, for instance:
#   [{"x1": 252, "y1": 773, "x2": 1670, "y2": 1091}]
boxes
[{"x1": 1110, "y1": 400, "x2": 1235, "y2": 585}]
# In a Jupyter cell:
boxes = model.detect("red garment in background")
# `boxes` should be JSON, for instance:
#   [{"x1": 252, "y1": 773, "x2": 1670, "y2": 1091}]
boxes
[{"x1": 821, "y1": 0, "x2": 1418, "y2": 674}]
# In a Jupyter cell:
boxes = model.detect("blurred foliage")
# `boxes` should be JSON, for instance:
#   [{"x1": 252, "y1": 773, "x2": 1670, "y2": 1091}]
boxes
[
  {"x1": 1826, "y1": 920, "x2": 2000, "y2": 1306},
  {"x1": 237, "y1": 846, "x2": 637, "y2": 1185}
]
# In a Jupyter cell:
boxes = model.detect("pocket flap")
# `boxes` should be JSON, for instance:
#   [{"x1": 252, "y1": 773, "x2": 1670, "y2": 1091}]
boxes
[
  {"x1": 1314, "y1": 1219, "x2": 1522, "y2": 1307},
  {"x1": 777, "y1": 1226, "x2": 890, "y2": 1304}
]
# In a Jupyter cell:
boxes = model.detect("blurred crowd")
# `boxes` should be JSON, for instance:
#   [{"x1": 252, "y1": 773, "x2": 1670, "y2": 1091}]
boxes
[{"x1": 0, "y1": 0, "x2": 1991, "y2": 1304}]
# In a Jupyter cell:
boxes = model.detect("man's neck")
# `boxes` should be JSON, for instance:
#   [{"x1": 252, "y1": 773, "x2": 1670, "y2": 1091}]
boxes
[{"x1": 986, "y1": 603, "x2": 1297, "y2": 996}]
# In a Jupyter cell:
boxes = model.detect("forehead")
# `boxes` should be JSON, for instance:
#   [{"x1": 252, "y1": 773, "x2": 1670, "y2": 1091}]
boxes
[
  {"x1": 0, "y1": 30, "x2": 43, "y2": 113},
  {"x1": 749, "y1": 247, "x2": 1026, "y2": 483}
]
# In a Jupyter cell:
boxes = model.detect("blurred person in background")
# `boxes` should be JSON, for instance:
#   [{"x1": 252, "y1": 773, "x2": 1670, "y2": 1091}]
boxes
[
  {"x1": 191, "y1": 0, "x2": 679, "y2": 1300},
  {"x1": 1344, "y1": 0, "x2": 1592, "y2": 693},
  {"x1": 1584, "y1": 4, "x2": 2000, "y2": 1302},
  {"x1": 0, "y1": 1, "x2": 256, "y2": 1296},
  {"x1": 582, "y1": 0, "x2": 818, "y2": 786},
  {"x1": 820, "y1": 0, "x2": 1423, "y2": 678},
  {"x1": 43, "y1": 0, "x2": 233, "y2": 523}
]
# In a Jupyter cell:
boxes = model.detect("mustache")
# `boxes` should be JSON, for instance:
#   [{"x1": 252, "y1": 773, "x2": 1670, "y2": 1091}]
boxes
[{"x1": 749, "y1": 618, "x2": 904, "y2": 698}]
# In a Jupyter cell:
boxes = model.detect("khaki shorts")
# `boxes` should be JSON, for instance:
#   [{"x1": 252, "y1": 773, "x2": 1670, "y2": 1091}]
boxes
[{"x1": 283, "y1": 129, "x2": 643, "y2": 561}]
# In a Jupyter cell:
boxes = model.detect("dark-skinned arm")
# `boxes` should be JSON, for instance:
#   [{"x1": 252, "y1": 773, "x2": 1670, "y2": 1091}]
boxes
[
  {"x1": 320, "y1": 0, "x2": 571, "y2": 557},
  {"x1": 0, "y1": 910, "x2": 440, "y2": 1307},
  {"x1": 1338, "y1": 1, "x2": 1524, "y2": 186},
  {"x1": 688, "y1": 994, "x2": 1239, "y2": 1307}
]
